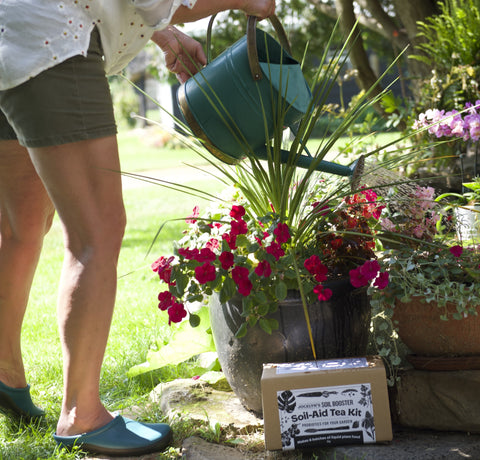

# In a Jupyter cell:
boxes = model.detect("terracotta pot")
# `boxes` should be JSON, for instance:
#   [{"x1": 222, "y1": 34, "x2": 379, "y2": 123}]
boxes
[
  {"x1": 210, "y1": 279, "x2": 371, "y2": 415},
  {"x1": 394, "y1": 297, "x2": 480, "y2": 356}
]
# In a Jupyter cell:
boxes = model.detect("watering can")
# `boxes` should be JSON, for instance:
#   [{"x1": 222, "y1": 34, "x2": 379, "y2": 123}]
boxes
[{"x1": 178, "y1": 15, "x2": 359, "y2": 177}]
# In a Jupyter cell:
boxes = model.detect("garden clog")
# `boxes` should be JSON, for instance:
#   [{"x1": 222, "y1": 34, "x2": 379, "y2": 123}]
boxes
[
  {"x1": 0, "y1": 380, "x2": 45, "y2": 419},
  {"x1": 53, "y1": 415, "x2": 172, "y2": 456}
]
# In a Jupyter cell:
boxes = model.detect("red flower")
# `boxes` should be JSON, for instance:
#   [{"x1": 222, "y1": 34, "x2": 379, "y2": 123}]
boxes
[
  {"x1": 158, "y1": 291, "x2": 175, "y2": 311},
  {"x1": 273, "y1": 222, "x2": 291, "y2": 244},
  {"x1": 330, "y1": 238, "x2": 343, "y2": 250},
  {"x1": 359, "y1": 260, "x2": 380, "y2": 281},
  {"x1": 194, "y1": 262, "x2": 216, "y2": 284},
  {"x1": 178, "y1": 247, "x2": 199, "y2": 260},
  {"x1": 450, "y1": 245, "x2": 463, "y2": 257},
  {"x1": 373, "y1": 271, "x2": 389, "y2": 290},
  {"x1": 232, "y1": 265, "x2": 250, "y2": 282},
  {"x1": 194, "y1": 247, "x2": 216, "y2": 263},
  {"x1": 237, "y1": 279, "x2": 253, "y2": 296},
  {"x1": 168, "y1": 302, "x2": 187, "y2": 324},
  {"x1": 219, "y1": 251, "x2": 234, "y2": 270},
  {"x1": 266, "y1": 242, "x2": 285, "y2": 260},
  {"x1": 222, "y1": 232, "x2": 237, "y2": 250},
  {"x1": 255, "y1": 260, "x2": 272, "y2": 277},
  {"x1": 151, "y1": 256, "x2": 174, "y2": 284},
  {"x1": 230, "y1": 205, "x2": 246, "y2": 220},
  {"x1": 304, "y1": 255, "x2": 328, "y2": 281},
  {"x1": 313, "y1": 284, "x2": 333, "y2": 301},
  {"x1": 230, "y1": 219, "x2": 248, "y2": 236},
  {"x1": 185, "y1": 205, "x2": 200, "y2": 224},
  {"x1": 349, "y1": 266, "x2": 369, "y2": 288}
]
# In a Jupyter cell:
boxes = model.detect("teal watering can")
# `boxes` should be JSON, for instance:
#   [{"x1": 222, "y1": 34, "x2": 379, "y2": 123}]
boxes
[{"x1": 178, "y1": 15, "x2": 358, "y2": 177}]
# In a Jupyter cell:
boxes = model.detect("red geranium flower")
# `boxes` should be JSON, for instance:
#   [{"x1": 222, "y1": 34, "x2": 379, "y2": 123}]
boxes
[
  {"x1": 231, "y1": 219, "x2": 248, "y2": 236},
  {"x1": 194, "y1": 262, "x2": 216, "y2": 284},
  {"x1": 255, "y1": 260, "x2": 272, "y2": 277},
  {"x1": 158, "y1": 291, "x2": 175, "y2": 311},
  {"x1": 450, "y1": 245, "x2": 463, "y2": 257},
  {"x1": 359, "y1": 260, "x2": 380, "y2": 281},
  {"x1": 151, "y1": 256, "x2": 174, "y2": 284},
  {"x1": 168, "y1": 302, "x2": 187, "y2": 324},
  {"x1": 230, "y1": 205, "x2": 246, "y2": 220},
  {"x1": 266, "y1": 242, "x2": 285, "y2": 260},
  {"x1": 219, "y1": 251, "x2": 234, "y2": 270},
  {"x1": 194, "y1": 247, "x2": 216, "y2": 263},
  {"x1": 373, "y1": 271, "x2": 389, "y2": 290},
  {"x1": 273, "y1": 222, "x2": 291, "y2": 244},
  {"x1": 178, "y1": 247, "x2": 199, "y2": 260},
  {"x1": 349, "y1": 266, "x2": 369, "y2": 288},
  {"x1": 313, "y1": 284, "x2": 333, "y2": 301}
]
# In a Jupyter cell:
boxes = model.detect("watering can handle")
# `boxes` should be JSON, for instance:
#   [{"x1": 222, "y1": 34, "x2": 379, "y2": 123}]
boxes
[
  {"x1": 206, "y1": 15, "x2": 292, "y2": 81},
  {"x1": 247, "y1": 15, "x2": 292, "y2": 81}
]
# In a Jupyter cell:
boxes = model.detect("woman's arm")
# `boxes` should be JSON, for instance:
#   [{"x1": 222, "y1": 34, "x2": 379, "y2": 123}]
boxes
[{"x1": 170, "y1": 0, "x2": 275, "y2": 23}]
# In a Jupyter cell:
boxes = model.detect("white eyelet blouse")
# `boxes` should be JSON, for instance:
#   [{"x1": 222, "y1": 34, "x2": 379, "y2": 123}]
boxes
[{"x1": 0, "y1": 0, "x2": 196, "y2": 91}]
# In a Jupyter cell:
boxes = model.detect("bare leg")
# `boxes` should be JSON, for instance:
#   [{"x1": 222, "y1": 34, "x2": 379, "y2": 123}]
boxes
[
  {"x1": 27, "y1": 136, "x2": 126, "y2": 436},
  {"x1": 0, "y1": 140, "x2": 55, "y2": 389}
]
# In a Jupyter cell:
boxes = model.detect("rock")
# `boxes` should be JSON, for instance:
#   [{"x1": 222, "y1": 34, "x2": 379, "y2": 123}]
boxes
[
  {"x1": 393, "y1": 369, "x2": 480, "y2": 432},
  {"x1": 150, "y1": 377, "x2": 263, "y2": 433}
]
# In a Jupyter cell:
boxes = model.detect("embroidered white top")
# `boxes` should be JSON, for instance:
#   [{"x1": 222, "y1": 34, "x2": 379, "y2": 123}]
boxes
[{"x1": 0, "y1": 0, "x2": 196, "y2": 90}]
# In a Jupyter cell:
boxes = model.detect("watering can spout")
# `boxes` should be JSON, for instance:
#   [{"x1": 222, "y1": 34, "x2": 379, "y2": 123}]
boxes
[{"x1": 255, "y1": 146, "x2": 364, "y2": 178}]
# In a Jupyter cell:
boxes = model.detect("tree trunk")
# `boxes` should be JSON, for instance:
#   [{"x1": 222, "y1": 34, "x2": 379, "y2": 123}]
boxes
[{"x1": 334, "y1": 0, "x2": 386, "y2": 115}]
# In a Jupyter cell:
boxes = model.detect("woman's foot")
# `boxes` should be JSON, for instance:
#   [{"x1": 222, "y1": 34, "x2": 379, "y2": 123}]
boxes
[{"x1": 0, "y1": 380, "x2": 45, "y2": 419}]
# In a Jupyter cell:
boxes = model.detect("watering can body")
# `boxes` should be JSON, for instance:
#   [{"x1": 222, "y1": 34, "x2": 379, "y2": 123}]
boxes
[{"x1": 178, "y1": 16, "x2": 356, "y2": 177}]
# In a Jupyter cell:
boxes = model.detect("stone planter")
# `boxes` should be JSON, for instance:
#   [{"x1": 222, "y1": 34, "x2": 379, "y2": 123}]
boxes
[
  {"x1": 394, "y1": 297, "x2": 480, "y2": 370},
  {"x1": 209, "y1": 279, "x2": 371, "y2": 415}
]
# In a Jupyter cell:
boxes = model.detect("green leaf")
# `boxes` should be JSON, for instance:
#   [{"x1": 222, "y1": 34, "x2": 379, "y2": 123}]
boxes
[
  {"x1": 189, "y1": 313, "x2": 201, "y2": 327},
  {"x1": 219, "y1": 276, "x2": 236, "y2": 303},
  {"x1": 175, "y1": 272, "x2": 189, "y2": 297},
  {"x1": 275, "y1": 281, "x2": 288, "y2": 300},
  {"x1": 259, "y1": 318, "x2": 272, "y2": 334},
  {"x1": 235, "y1": 322, "x2": 248, "y2": 338}
]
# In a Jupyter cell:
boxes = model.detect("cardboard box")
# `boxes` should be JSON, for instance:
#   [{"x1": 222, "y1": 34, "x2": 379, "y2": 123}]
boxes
[{"x1": 261, "y1": 356, "x2": 392, "y2": 451}]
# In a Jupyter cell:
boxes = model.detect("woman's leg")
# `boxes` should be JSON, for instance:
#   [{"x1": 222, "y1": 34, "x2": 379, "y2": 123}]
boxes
[
  {"x1": 0, "y1": 140, "x2": 55, "y2": 389},
  {"x1": 27, "y1": 135, "x2": 126, "y2": 436}
]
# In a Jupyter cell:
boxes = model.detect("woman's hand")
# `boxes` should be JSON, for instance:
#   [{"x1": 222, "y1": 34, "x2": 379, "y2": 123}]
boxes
[
  {"x1": 237, "y1": 0, "x2": 275, "y2": 19},
  {"x1": 151, "y1": 26, "x2": 207, "y2": 83}
]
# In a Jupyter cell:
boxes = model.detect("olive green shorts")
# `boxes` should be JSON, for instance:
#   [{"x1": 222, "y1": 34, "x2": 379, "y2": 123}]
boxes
[{"x1": 0, "y1": 28, "x2": 117, "y2": 148}]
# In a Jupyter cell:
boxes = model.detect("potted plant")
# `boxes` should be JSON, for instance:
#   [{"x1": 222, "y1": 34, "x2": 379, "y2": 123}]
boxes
[
  {"x1": 128, "y1": 20, "x2": 413, "y2": 413},
  {"x1": 370, "y1": 182, "x2": 480, "y2": 377}
]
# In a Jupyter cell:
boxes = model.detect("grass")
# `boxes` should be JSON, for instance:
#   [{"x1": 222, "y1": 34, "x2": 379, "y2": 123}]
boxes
[{"x1": 0, "y1": 128, "x2": 398, "y2": 459}]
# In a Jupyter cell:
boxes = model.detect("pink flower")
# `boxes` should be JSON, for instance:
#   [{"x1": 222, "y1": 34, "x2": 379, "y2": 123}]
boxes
[
  {"x1": 194, "y1": 262, "x2": 216, "y2": 284},
  {"x1": 273, "y1": 222, "x2": 291, "y2": 244},
  {"x1": 219, "y1": 251, "x2": 234, "y2": 270},
  {"x1": 255, "y1": 260, "x2": 272, "y2": 277},
  {"x1": 230, "y1": 205, "x2": 246, "y2": 220},
  {"x1": 185, "y1": 206, "x2": 200, "y2": 224},
  {"x1": 206, "y1": 238, "x2": 219, "y2": 251},
  {"x1": 266, "y1": 242, "x2": 285, "y2": 261},
  {"x1": 450, "y1": 245, "x2": 463, "y2": 257},
  {"x1": 168, "y1": 302, "x2": 187, "y2": 324}
]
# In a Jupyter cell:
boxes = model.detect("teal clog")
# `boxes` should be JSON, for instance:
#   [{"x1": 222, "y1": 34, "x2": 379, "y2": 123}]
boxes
[
  {"x1": 53, "y1": 415, "x2": 172, "y2": 456},
  {"x1": 0, "y1": 380, "x2": 45, "y2": 419}
]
